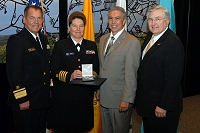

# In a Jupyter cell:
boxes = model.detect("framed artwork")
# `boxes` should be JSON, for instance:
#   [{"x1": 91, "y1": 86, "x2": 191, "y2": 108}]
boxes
[{"x1": 0, "y1": 0, "x2": 158, "y2": 63}]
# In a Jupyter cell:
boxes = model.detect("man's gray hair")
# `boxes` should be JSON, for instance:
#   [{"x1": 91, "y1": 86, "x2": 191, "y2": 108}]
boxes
[
  {"x1": 107, "y1": 6, "x2": 127, "y2": 20},
  {"x1": 147, "y1": 5, "x2": 170, "y2": 22}
]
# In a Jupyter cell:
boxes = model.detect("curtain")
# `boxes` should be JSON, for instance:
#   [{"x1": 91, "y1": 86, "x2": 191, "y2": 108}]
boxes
[{"x1": 175, "y1": 0, "x2": 200, "y2": 97}]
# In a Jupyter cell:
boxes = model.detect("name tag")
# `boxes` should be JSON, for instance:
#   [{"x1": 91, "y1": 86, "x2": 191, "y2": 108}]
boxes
[{"x1": 66, "y1": 52, "x2": 75, "y2": 56}]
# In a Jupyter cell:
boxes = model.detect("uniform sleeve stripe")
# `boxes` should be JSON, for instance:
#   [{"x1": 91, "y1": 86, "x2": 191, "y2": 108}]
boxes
[
  {"x1": 14, "y1": 90, "x2": 27, "y2": 99},
  {"x1": 13, "y1": 87, "x2": 26, "y2": 93},
  {"x1": 58, "y1": 70, "x2": 68, "y2": 82}
]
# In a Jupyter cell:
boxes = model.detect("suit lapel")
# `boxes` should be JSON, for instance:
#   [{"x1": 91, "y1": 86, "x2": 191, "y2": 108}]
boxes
[
  {"x1": 106, "y1": 30, "x2": 126, "y2": 56},
  {"x1": 141, "y1": 34, "x2": 152, "y2": 52},
  {"x1": 103, "y1": 31, "x2": 126, "y2": 67},
  {"x1": 24, "y1": 28, "x2": 43, "y2": 56},
  {"x1": 101, "y1": 34, "x2": 110, "y2": 56},
  {"x1": 39, "y1": 34, "x2": 49, "y2": 59},
  {"x1": 100, "y1": 34, "x2": 110, "y2": 63},
  {"x1": 39, "y1": 34, "x2": 46, "y2": 51},
  {"x1": 67, "y1": 37, "x2": 79, "y2": 54},
  {"x1": 79, "y1": 39, "x2": 87, "y2": 55},
  {"x1": 141, "y1": 29, "x2": 171, "y2": 65}
]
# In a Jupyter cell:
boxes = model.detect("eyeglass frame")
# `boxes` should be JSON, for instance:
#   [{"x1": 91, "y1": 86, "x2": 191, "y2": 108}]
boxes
[{"x1": 147, "y1": 17, "x2": 166, "y2": 23}]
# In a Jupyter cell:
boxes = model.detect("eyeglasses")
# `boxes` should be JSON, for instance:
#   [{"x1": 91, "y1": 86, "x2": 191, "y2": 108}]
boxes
[{"x1": 147, "y1": 17, "x2": 165, "y2": 23}]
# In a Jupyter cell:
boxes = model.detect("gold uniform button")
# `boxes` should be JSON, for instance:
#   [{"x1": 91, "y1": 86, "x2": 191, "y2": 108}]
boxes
[
  {"x1": 44, "y1": 72, "x2": 46, "y2": 75},
  {"x1": 78, "y1": 59, "x2": 80, "y2": 62},
  {"x1": 44, "y1": 82, "x2": 46, "y2": 85},
  {"x1": 78, "y1": 66, "x2": 81, "y2": 68}
]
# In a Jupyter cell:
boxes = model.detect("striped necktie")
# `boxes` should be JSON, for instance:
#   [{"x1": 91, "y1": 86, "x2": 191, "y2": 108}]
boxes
[
  {"x1": 144, "y1": 36, "x2": 154, "y2": 55},
  {"x1": 105, "y1": 36, "x2": 115, "y2": 56},
  {"x1": 36, "y1": 37, "x2": 43, "y2": 49}
]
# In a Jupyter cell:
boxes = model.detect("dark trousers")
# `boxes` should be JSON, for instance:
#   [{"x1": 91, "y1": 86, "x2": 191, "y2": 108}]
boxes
[
  {"x1": 143, "y1": 114, "x2": 180, "y2": 133},
  {"x1": 12, "y1": 108, "x2": 47, "y2": 133},
  {"x1": 53, "y1": 98, "x2": 94, "y2": 133}
]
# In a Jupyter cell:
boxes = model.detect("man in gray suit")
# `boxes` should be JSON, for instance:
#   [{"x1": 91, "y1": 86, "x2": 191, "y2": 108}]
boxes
[{"x1": 96, "y1": 6, "x2": 141, "y2": 133}]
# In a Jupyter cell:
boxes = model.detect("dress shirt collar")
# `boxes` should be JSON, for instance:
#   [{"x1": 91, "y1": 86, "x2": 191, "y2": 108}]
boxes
[
  {"x1": 25, "y1": 27, "x2": 39, "y2": 40},
  {"x1": 153, "y1": 27, "x2": 168, "y2": 43},
  {"x1": 71, "y1": 37, "x2": 83, "y2": 46},
  {"x1": 110, "y1": 27, "x2": 125, "y2": 43}
]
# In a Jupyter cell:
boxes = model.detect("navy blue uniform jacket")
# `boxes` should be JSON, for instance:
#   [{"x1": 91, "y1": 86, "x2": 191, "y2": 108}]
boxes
[
  {"x1": 50, "y1": 37, "x2": 99, "y2": 101},
  {"x1": 6, "y1": 28, "x2": 51, "y2": 109}
]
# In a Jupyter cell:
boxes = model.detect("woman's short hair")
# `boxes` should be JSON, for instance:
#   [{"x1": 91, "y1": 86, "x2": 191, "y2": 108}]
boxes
[{"x1": 68, "y1": 11, "x2": 86, "y2": 26}]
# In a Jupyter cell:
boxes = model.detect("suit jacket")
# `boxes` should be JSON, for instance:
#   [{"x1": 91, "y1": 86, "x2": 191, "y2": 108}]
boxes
[
  {"x1": 135, "y1": 28, "x2": 184, "y2": 118},
  {"x1": 6, "y1": 28, "x2": 51, "y2": 109},
  {"x1": 50, "y1": 37, "x2": 99, "y2": 101},
  {"x1": 99, "y1": 30, "x2": 141, "y2": 108}
]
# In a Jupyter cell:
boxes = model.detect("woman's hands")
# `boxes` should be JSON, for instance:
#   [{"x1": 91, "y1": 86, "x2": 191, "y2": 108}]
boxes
[{"x1": 71, "y1": 70, "x2": 82, "y2": 80}]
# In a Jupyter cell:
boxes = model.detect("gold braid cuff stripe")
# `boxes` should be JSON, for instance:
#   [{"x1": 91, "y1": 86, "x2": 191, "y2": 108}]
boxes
[
  {"x1": 13, "y1": 88, "x2": 27, "y2": 99},
  {"x1": 58, "y1": 70, "x2": 68, "y2": 82}
]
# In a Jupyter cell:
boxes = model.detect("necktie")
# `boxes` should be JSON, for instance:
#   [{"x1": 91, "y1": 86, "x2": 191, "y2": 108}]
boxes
[
  {"x1": 36, "y1": 37, "x2": 43, "y2": 49},
  {"x1": 76, "y1": 43, "x2": 81, "y2": 52},
  {"x1": 105, "y1": 36, "x2": 115, "y2": 56},
  {"x1": 144, "y1": 36, "x2": 154, "y2": 55},
  {"x1": 36, "y1": 37, "x2": 43, "y2": 55}
]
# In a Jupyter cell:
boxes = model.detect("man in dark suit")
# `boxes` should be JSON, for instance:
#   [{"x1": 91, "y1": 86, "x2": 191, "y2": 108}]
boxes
[
  {"x1": 135, "y1": 5, "x2": 184, "y2": 133},
  {"x1": 50, "y1": 11, "x2": 99, "y2": 132},
  {"x1": 97, "y1": 6, "x2": 141, "y2": 133},
  {"x1": 6, "y1": 5, "x2": 50, "y2": 133}
]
